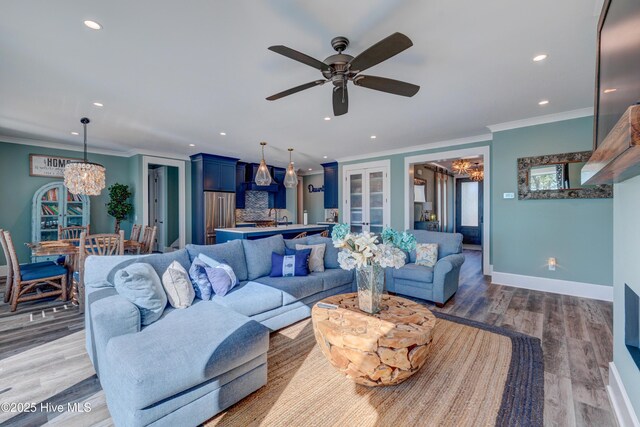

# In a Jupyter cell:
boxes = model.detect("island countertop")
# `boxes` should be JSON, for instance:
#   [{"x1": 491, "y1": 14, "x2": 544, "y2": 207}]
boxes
[{"x1": 215, "y1": 224, "x2": 329, "y2": 243}]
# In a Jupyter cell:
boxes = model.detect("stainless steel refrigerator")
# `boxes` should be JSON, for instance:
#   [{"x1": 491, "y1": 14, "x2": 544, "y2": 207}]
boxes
[{"x1": 204, "y1": 192, "x2": 236, "y2": 244}]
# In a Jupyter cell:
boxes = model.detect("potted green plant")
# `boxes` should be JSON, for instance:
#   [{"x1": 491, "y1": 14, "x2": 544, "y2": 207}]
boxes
[{"x1": 106, "y1": 183, "x2": 133, "y2": 233}]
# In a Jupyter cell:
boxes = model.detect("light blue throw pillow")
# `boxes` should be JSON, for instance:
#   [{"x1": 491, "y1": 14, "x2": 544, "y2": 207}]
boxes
[
  {"x1": 114, "y1": 263, "x2": 167, "y2": 326},
  {"x1": 189, "y1": 258, "x2": 214, "y2": 300},
  {"x1": 198, "y1": 253, "x2": 238, "y2": 296}
]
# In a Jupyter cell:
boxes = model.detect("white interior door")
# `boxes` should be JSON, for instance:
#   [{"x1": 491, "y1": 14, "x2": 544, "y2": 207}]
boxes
[{"x1": 344, "y1": 165, "x2": 389, "y2": 234}]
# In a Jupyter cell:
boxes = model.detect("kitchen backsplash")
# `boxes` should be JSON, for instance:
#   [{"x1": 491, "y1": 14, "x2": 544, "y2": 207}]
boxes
[{"x1": 236, "y1": 191, "x2": 293, "y2": 222}]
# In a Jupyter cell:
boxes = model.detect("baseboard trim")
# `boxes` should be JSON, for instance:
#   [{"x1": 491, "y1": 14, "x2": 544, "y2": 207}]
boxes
[
  {"x1": 491, "y1": 271, "x2": 613, "y2": 301},
  {"x1": 608, "y1": 362, "x2": 640, "y2": 427}
]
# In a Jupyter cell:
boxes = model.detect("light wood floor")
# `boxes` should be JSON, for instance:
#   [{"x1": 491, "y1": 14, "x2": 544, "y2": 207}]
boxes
[{"x1": 0, "y1": 251, "x2": 616, "y2": 426}]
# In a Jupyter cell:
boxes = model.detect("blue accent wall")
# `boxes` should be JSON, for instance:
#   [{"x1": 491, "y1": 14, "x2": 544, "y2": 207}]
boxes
[
  {"x1": 492, "y1": 117, "x2": 612, "y2": 286},
  {"x1": 339, "y1": 116, "x2": 613, "y2": 287}
]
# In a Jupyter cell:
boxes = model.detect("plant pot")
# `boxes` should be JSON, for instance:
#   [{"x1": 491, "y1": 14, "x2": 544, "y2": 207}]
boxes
[{"x1": 356, "y1": 263, "x2": 384, "y2": 314}]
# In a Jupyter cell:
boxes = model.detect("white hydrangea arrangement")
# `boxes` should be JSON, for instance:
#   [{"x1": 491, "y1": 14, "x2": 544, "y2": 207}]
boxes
[{"x1": 331, "y1": 224, "x2": 417, "y2": 271}]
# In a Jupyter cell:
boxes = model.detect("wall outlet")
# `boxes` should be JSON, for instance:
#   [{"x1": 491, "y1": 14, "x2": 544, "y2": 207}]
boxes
[{"x1": 503, "y1": 192, "x2": 515, "y2": 199}]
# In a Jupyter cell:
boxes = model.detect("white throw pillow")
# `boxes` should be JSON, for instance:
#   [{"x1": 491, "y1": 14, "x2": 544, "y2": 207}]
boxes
[
  {"x1": 296, "y1": 243, "x2": 326, "y2": 272},
  {"x1": 162, "y1": 261, "x2": 195, "y2": 309},
  {"x1": 415, "y1": 243, "x2": 438, "y2": 268}
]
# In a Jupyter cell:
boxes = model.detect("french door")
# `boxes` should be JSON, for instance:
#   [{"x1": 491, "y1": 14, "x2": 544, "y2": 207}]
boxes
[
  {"x1": 455, "y1": 178, "x2": 483, "y2": 245},
  {"x1": 344, "y1": 166, "x2": 390, "y2": 234}
]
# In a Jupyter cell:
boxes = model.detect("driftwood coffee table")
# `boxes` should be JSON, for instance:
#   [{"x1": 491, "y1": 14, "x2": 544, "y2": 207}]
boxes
[{"x1": 311, "y1": 292, "x2": 437, "y2": 386}]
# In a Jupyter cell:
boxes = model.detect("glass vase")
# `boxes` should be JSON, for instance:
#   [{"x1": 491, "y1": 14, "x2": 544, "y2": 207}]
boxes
[{"x1": 356, "y1": 263, "x2": 385, "y2": 314}]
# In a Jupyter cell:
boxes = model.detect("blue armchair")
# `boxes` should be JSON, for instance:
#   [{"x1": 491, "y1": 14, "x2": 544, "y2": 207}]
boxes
[{"x1": 386, "y1": 230, "x2": 465, "y2": 306}]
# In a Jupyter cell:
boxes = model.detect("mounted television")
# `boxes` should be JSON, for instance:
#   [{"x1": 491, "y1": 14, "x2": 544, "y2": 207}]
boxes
[{"x1": 594, "y1": 0, "x2": 640, "y2": 149}]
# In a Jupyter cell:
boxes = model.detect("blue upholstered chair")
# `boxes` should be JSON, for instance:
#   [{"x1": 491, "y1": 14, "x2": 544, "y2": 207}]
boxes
[
  {"x1": 385, "y1": 230, "x2": 465, "y2": 307},
  {"x1": 2, "y1": 230, "x2": 68, "y2": 311}
]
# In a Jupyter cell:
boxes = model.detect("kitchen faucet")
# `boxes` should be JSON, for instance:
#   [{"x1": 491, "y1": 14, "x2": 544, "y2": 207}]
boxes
[
  {"x1": 281, "y1": 215, "x2": 288, "y2": 227},
  {"x1": 268, "y1": 208, "x2": 280, "y2": 225}
]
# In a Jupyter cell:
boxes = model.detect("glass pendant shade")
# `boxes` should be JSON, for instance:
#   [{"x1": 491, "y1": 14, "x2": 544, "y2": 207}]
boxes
[
  {"x1": 64, "y1": 117, "x2": 106, "y2": 196},
  {"x1": 255, "y1": 142, "x2": 272, "y2": 186},
  {"x1": 283, "y1": 148, "x2": 298, "y2": 188}
]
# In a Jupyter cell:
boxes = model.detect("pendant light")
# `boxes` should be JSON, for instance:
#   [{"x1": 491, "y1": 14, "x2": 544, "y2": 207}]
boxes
[
  {"x1": 255, "y1": 141, "x2": 272, "y2": 186},
  {"x1": 284, "y1": 148, "x2": 298, "y2": 188},
  {"x1": 64, "y1": 117, "x2": 106, "y2": 196},
  {"x1": 469, "y1": 162, "x2": 484, "y2": 182},
  {"x1": 451, "y1": 159, "x2": 471, "y2": 175}
]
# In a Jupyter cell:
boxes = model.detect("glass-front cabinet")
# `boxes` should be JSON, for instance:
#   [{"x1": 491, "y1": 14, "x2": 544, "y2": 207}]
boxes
[
  {"x1": 344, "y1": 165, "x2": 389, "y2": 234},
  {"x1": 32, "y1": 182, "x2": 90, "y2": 248}
]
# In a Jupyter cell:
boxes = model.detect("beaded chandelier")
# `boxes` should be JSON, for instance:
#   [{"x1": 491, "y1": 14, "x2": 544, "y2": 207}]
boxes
[{"x1": 64, "y1": 117, "x2": 106, "y2": 196}]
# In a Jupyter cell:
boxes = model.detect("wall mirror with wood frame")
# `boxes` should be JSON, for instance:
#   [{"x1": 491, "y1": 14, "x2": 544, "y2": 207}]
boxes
[{"x1": 517, "y1": 151, "x2": 612, "y2": 200}]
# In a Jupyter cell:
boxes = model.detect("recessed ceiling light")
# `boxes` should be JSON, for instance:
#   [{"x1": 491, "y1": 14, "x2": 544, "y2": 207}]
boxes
[
  {"x1": 93, "y1": 102, "x2": 103, "y2": 107},
  {"x1": 603, "y1": 88, "x2": 617, "y2": 94},
  {"x1": 84, "y1": 20, "x2": 102, "y2": 30},
  {"x1": 71, "y1": 131, "x2": 79, "y2": 135},
  {"x1": 323, "y1": 155, "x2": 328, "y2": 159},
  {"x1": 324, "y1": 117, "x2": 331, "y2": 121},
  {"x1": 538, "y1": 100, "x2": 549, "y2": 106},
  {"x1": 533, "y1": 54, "x2": 548, "y2": 62},
  {"x1": 220, "y1": 132, "x2": 226, "y2": 136},
  {"x1": 370, "y1": 135, "x2": 377, "y2": 139},
  {"x1": 189, "y1": 143, "x2": 195, "y2": 147},
  {"x1": 308, "y1": 168, "x2": 313, "y2": 171}
]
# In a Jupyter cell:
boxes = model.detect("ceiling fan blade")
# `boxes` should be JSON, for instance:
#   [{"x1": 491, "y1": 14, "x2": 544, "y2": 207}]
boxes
[
  {"x1": 266, "y1": 80, "x2": 326, "y2": 101},
  {"x1": 353, "y1": 75, "x2": 420, "y2": 97},
  {"x1": 349, "y1": 32, "x2": 413, "y2": 73},
  {"x1": 332, "y1": 85, "x2": 349, "y2": 116},
  {"x1": 268, "y1": 45, "x2": 331, "y2": 72}
]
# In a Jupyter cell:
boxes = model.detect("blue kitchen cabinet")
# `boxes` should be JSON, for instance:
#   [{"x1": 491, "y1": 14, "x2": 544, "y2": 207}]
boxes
[
  {"x1": 268, "y1": 167, "x2": 287, "y2": 209},
  {"x1": 322, "y1": 162, "x2": 338, "y2": 209},
  {"x1": 191, "y1": 153, "x2": 239, "y2": 244},
  {"x1": 191, "y1": 153, "x2": 238, "y2": 193},
  {"x1": 236, "y1": 162, "x2": 247, "y2": 208}
]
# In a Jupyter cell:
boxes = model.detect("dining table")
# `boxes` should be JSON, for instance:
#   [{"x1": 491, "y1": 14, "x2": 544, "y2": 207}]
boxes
[{"x1": 27, "y1": 239, "x2": 143, "y2": 311}]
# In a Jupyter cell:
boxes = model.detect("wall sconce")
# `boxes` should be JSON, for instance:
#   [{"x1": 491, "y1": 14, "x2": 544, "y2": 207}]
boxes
[{"x1": 548, "y1": 257, "x2": 556, "y2": 271}]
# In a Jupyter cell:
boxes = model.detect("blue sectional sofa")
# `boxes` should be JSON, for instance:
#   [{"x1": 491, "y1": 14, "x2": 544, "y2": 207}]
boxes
[
  {"x1": 84, "y1": 234, "x2": 354, "y2": 427},
  {"x1": 386, "y1": 230, "x2": 465, "y2": 306}
]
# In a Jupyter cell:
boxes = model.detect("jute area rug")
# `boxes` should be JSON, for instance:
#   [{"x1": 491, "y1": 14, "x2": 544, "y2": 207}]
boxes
[{"x1": 206, "y1": 312, "x2": 543, "y2": 427}]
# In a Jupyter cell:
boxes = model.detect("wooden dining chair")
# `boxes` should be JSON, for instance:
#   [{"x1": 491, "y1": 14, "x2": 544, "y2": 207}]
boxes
[
  {"x1": 0, "y1": 229, "x2": 58, "y2": 304},
  {"x1": 75, "y1": 231, "x2": 125, "y2": 313},
  {"x1": 3, "y1": 230, "x2": 68, "y2": 312},
  {"x1": 293, "y1": 231, "x2": 308, "y2": 239},
  {"x1": 58, "y1": 225, "x2": 90, "y2": 240},
  {"x1": 130, "y1": 224, "x2": 142, "y2": 242},
  {"x1": 140, "y1": 226, "x2": 157, "y2": 254},
  {"x1": 319, "y1": 230, "x2": 329, "y2": 238}
]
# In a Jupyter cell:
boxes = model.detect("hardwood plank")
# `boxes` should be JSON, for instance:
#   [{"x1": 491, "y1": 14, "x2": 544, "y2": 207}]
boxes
[
  {"x1": 544, "y1": 372, "x2": 576, "y2": 427},
  {"x1": 566, "y1": 338, "x2": 612, "y2": 411}
]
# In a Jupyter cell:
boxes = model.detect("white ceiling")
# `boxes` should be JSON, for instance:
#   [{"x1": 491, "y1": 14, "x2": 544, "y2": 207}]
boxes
[{"x1": 0, "y1": 0, "x2": 600, "y2": 170}]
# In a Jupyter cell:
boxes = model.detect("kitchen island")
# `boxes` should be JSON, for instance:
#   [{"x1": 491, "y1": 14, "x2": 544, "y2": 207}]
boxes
[{"x1": 215, "y1": 224, "x2": 329, "y2": 243}]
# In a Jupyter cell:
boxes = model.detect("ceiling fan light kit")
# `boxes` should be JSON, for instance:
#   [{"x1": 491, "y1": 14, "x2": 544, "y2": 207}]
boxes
[
  {"x1": 267, "y1": 32, "x2": 420, "y2": 116},
  {"x1": 255, "y1": 142, "x2": 273, "y2": 186}
]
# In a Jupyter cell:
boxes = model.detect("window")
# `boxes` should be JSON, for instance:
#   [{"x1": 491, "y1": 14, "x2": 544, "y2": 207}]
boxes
[{"x1": 461, "y1": 181, "x2": 478, "y2": 227}]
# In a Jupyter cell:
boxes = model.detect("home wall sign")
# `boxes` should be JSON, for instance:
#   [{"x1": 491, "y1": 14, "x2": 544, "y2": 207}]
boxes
[
  {"x1": 30, "y1": 154, "x2": 81, "y2": 178},
  {"x1": 308, "y1": 184, "x2": 324, "y2": 193}
]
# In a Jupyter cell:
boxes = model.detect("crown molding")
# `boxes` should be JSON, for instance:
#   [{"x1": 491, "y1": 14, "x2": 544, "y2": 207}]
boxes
[
  {"x1": 487, "y1": 107, "x2": 593, "y2": 133},
  {"x1": 0, "y1": 134, "x2": 190, "y2": 161},
  {"x1": 335, "y1": 133, "x2": 492, "y2": 164},
  {"x1": 0, "y1": 134, "x2": 131, "y2": 157}
]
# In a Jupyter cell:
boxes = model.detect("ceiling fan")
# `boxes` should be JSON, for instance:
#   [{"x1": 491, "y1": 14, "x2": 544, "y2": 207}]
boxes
[{"x1": 266, "y1": 32, "x2": 420, "y2": 116}]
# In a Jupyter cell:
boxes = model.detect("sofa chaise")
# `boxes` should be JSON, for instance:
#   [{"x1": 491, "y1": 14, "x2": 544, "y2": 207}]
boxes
[
  {"x1": 385, "y1": 230, "x2": 465, "y2": 306},
  {"x1": 84, "y1": 234, "x2": 354, "y2": 427}
]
